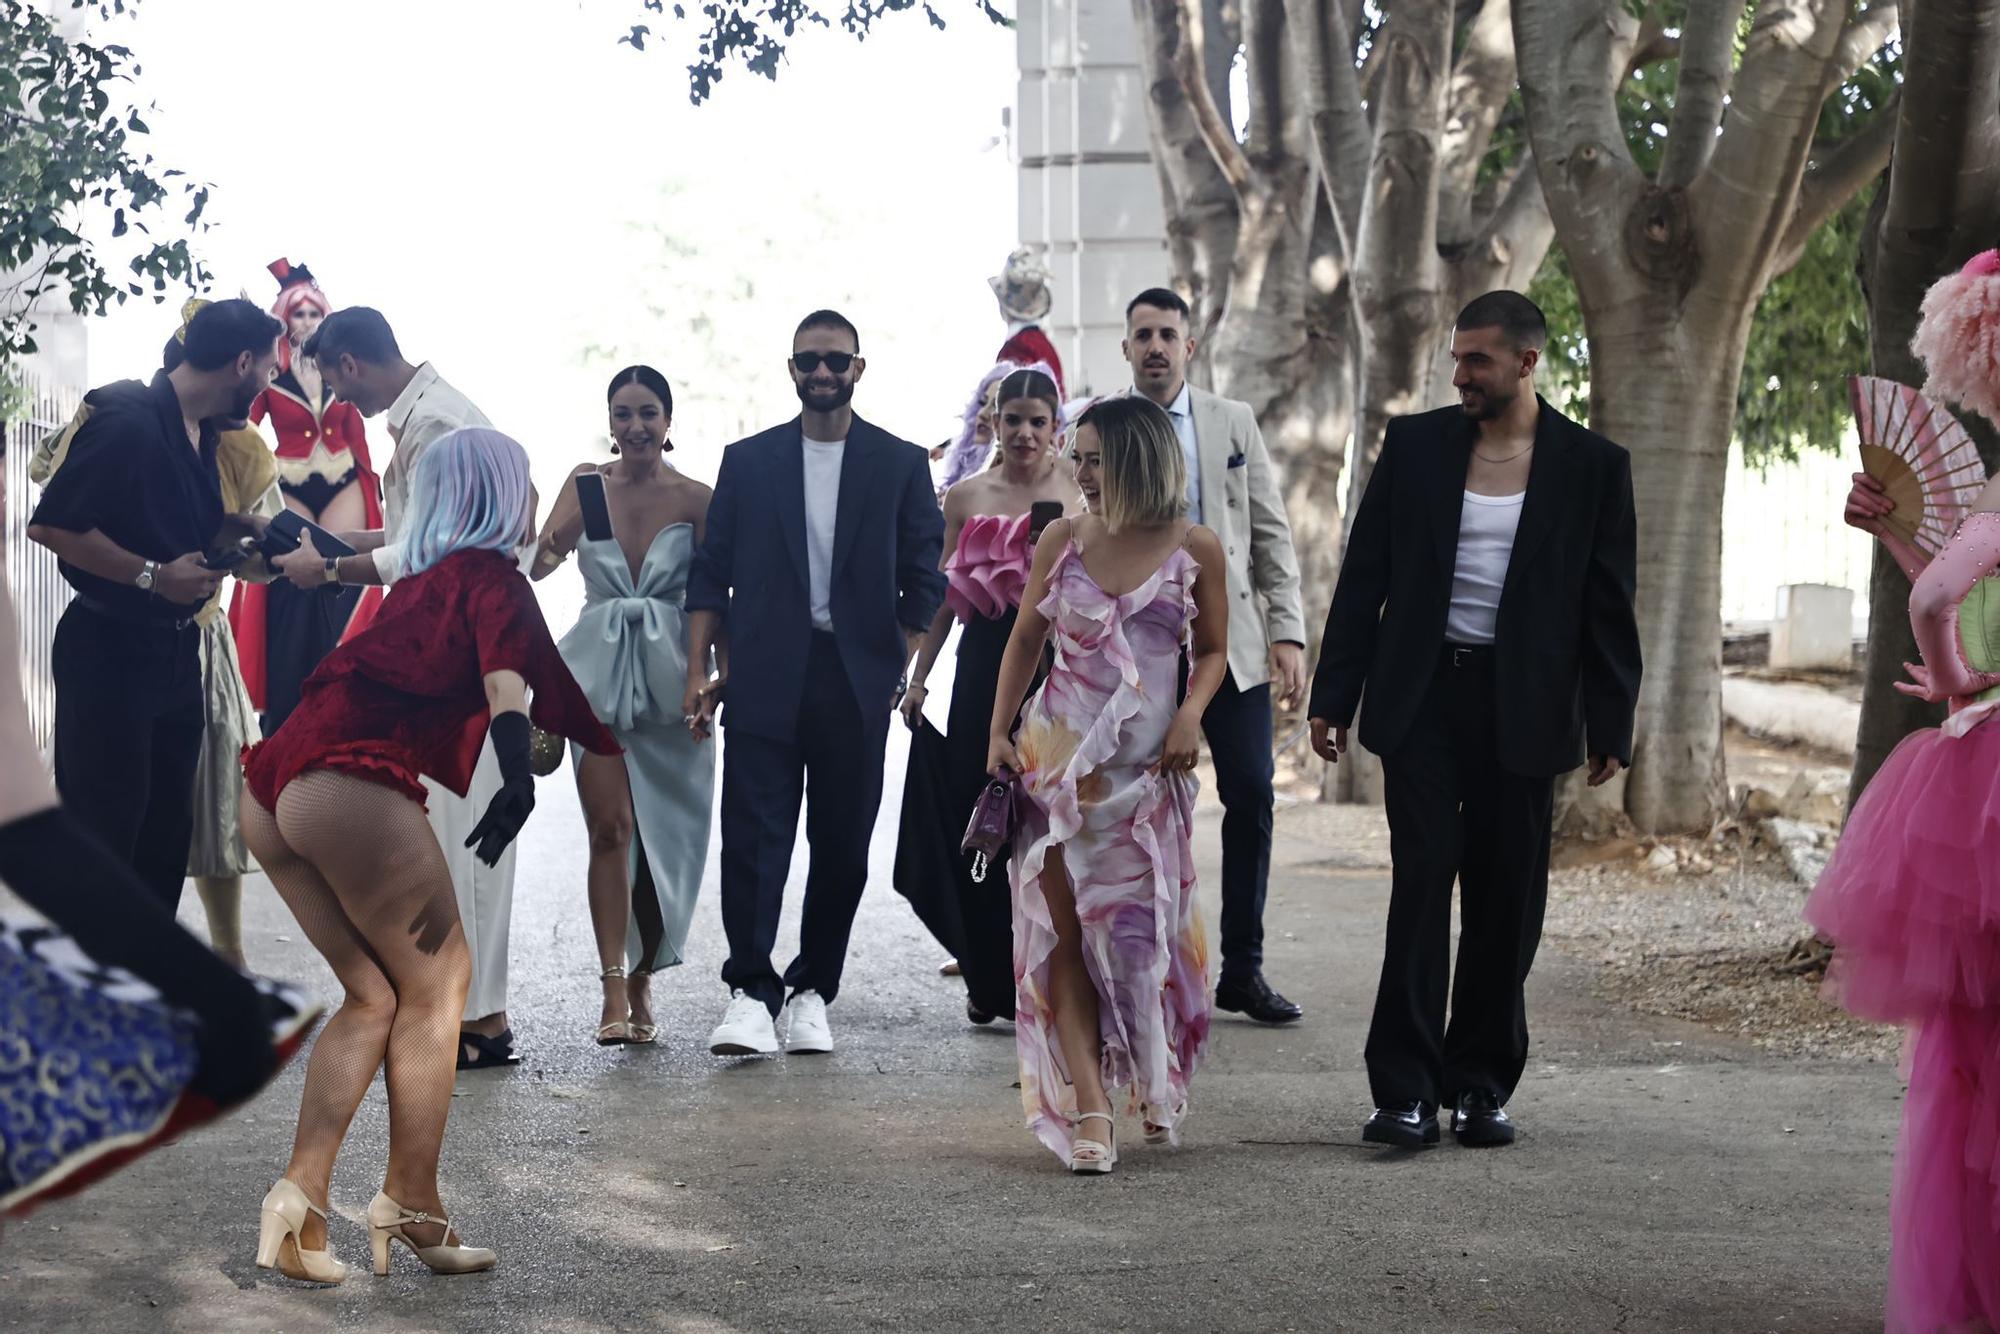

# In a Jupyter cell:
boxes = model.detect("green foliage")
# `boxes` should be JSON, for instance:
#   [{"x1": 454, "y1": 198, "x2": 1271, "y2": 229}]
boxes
[
  {"x1": 0, "y1": 0, "x2": 209, "y2": 367},
  {"x1": 1527, "y1": 16, "x2": 1898, "y2": 464},
  {"x1": 621, "y1": 0, "x2": 1009, "y2": 103}
]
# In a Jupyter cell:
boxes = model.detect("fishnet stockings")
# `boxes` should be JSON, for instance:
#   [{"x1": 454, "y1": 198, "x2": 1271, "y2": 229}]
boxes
[{"x1": 242, "y1": 771, "x2": 469, "y2": 1246}]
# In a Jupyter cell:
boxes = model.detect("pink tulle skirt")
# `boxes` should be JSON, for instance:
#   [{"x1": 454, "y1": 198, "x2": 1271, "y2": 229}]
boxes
[{"x1": 1806, "y1": 721, "x2": 2000, "y2": 1332}]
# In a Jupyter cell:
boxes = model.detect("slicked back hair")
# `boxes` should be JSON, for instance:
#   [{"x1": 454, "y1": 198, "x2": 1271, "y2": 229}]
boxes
[
  {"x1": 180, "y1": 299, "x2": 283, "y2": 373},
  {"x1": 301, "y1": 306, "x2": 402, "y2": 367},
  {"x1": 1125, "y1": 287, "x2": 1191, "y2": 325},
  {"x1": 1455, "y1": 290, "x2": 1547, "y2": 351}
]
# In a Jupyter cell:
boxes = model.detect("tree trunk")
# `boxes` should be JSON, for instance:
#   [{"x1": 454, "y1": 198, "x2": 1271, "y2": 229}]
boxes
[{"x1": 1583, "y1": 311, "x2": 1748, "y2": 832}]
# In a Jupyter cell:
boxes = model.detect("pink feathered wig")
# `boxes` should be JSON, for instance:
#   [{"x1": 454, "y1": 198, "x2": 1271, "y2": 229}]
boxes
[
  {"x1": 268, "y1": 258, "x2": 330, "y2": 374},
  {"x1": 1913, "y1": 249, "x2": 2000, "y2": 426}
]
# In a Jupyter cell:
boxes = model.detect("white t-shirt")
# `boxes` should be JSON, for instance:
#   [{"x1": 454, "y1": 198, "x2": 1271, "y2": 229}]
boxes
[
  {"x1": 1445, "y1": 489, "x2": 1525, "y2": 646},
  {"x1": 803, "y1": 436, "x2": 847, "y2": 632}
]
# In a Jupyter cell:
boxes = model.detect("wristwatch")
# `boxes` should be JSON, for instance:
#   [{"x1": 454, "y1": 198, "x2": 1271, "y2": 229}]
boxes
[
  {"x1": 323, "y1": 557, "x2": 340, "y2": 586},
  {"x1": 134, "y1": 559, "x2": 159, "y2": 592}
]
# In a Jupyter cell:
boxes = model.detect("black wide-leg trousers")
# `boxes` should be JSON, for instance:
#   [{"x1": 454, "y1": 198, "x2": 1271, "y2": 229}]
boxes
[
  {"x1": 719, "y1": 632, "x2": 889, "y2": 1017},
  {"x1": 1367, "y1": 644, "x2": 1555, "y2": 1110}
]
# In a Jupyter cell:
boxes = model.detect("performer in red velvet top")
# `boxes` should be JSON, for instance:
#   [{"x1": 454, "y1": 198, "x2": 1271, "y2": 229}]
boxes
[
  {"x1": 230, "y1": 259, "x2": 386, "y2": 733},
  {"x1": 991, "y1": 247, "x2": 1066, "y2": 403},
  {"x1": 240, "y1": 426, "x2": 615, "y2": 1286}
]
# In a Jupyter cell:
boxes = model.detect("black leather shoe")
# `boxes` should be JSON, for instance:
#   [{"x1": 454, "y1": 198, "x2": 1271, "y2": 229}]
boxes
[
  {"x1": 1362, "y1": 1101, "x2": 1440, "y2": 1149},
  {"x1": 1214, "y1": 973, "x2": 1304, "y2": 1025},
  {"x1": 1450, "y1": 1091, "x2": 1516, "y2": 1147},
  {"x1": 967, "y1": 999, "x2": 995, "y2": 1025}
]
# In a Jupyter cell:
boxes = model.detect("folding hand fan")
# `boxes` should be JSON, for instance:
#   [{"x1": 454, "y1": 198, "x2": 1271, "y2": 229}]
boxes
[{"x1": 1850, "y1": 374, "x2": 1989, "y2": 556}]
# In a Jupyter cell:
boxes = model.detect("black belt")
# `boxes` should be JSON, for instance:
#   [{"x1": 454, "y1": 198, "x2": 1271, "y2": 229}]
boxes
[
  {"x1": 72, "y1": 594, "x2": 199, "y2": 633},
  {"x1": 1443, "y1": 642, "x2": 1493, "y2": 667}
]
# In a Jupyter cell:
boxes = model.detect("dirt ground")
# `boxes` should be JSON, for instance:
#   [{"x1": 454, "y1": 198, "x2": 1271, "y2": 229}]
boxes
[{"x1": 1273, "y1": 724, "x2": 1901, "y2": 1067}]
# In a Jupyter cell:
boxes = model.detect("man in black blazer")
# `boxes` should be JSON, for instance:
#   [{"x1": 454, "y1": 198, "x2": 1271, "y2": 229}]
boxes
[
  {"x1": 686, "y1": 309, "x2": 946, "y2": 1058},
  {"x1": 1307, "y1": 291, "x2": 1640, "y2": 1149}
]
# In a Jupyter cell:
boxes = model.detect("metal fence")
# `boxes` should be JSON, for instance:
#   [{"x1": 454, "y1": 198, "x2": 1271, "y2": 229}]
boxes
[{"x1": 5, "y1": 371, "x2": 80, "y2": 753}]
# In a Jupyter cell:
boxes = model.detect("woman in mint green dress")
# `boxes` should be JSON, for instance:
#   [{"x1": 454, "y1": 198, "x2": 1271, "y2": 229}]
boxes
[{"x1": 532, "y1": 366, "x2": 719, "y2": 1046}]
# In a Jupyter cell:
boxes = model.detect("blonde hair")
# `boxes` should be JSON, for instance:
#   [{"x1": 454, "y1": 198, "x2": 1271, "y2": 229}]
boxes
[{"x1": 1076, "y1": 396, "x2": 1187, "y2": 533}]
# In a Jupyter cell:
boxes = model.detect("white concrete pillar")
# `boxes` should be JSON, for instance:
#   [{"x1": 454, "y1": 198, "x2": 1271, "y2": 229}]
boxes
[{"x1": 1016, "y1": 0, "x2": 1169, "y2": 396}]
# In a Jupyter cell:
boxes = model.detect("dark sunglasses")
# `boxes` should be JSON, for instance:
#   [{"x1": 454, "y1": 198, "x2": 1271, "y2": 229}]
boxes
[{"x1": 792, "y1": 351, "x2": 857, "y2": 375}]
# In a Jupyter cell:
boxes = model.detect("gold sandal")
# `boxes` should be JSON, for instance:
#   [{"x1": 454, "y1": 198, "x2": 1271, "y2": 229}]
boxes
[{"x1": 595, "y1": 965, "x2": 633, "y2": 1046}]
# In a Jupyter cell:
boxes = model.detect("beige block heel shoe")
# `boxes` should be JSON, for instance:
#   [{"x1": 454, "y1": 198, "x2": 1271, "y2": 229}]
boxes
[
  {"x1": 367, "y1": 1191, "x2": 497, "y2": 1276},
  {"x1": 255, "y1": 1179, "x2": 347, "y2": 1285}
]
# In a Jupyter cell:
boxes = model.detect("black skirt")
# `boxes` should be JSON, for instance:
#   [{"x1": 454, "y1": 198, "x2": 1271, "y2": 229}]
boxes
[{"x1": 893, "y1": 609, "x2": 1026, "y2": 1020}]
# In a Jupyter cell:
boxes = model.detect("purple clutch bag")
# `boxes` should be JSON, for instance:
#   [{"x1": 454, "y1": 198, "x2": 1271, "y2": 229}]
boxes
[{"x1": 961, "y1": 769, "x2": 1019, "y2": 884}]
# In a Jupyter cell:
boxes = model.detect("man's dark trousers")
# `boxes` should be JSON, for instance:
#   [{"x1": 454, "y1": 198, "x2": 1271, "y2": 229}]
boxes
[
  {"x1": 1367, "y1": 644, "x2": 1555, "y2": 1110},
  {"x1": 1200, "y1": 669, "x2": 1275, "y2": 984},
  {"x1": 719, "y1": 631, "x2": 889, "y2": 1017},
  {"x1": 51, "y1": 601, "x2": 204, "y2": 909}
]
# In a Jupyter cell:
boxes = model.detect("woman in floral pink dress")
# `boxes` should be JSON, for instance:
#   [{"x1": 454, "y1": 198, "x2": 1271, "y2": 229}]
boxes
[{"x1": 986, "y1": 395, "x2": 1229, "y2": 1173}]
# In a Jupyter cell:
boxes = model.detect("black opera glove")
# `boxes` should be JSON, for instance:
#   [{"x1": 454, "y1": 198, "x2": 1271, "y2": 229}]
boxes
[{"x1": 466, "y1": 710, "x2": 536, "y2": 867}]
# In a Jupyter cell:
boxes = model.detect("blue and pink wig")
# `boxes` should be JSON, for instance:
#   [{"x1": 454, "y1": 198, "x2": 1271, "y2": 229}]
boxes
[{"x1": 402, "y1": 427, "x2": 534, "y2": 577}]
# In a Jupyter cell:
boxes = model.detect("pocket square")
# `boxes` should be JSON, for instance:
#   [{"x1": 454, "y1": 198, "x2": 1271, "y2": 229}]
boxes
[{"x1": 1226, "y1": 451, "x2": 1247, "y2": 469}]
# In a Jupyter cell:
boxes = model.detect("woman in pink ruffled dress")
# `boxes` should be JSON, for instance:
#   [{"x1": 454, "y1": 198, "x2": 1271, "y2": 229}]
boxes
[
  {"x1": 1810, "y1": 250, "x2": 2000, "y2": 1332},
  {"x1": 986, "y1": 395, "x2": 1228, "y2": 1173},
  {"x1": 896, "y1": 367, "x2": 1077, "y2": 1024}
]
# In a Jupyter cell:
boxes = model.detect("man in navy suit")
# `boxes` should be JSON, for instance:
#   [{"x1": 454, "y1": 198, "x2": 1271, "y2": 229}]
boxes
[{"x1": 686, "y1": 310, "x2": 947, "y2": 1057}]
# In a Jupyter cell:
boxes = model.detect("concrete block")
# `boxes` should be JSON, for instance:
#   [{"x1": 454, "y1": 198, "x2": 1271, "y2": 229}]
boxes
[
  {"x1": 1074, "y1": 0, "x2": 1141, "y2": 63},
  {"x1": 1017, "y1": 164, "x2": 1050, "y2": 246},
  {"x1": 1016, "y1": 0, "x2": 1047, "y2": 72},
  {"x1": 1015, "y1": 73, "x2": 1048, "y2": 160},
  {"x1": 1074, "y1": 68, "x2": 1153, "y2": 156},
  {"x1": 1769, "y1": 583, "x2": 1854, "y2": 671},
  {"x1": 1044, "y1": 0, "x2": 1077, "y2": 67},
  {"x1": 1075, "y1": 160, "x2": 1166, "y2": 238}
]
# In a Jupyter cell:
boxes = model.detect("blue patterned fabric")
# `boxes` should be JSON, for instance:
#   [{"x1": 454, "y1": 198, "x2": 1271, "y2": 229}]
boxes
[{"x1": 0, "y1": 914, "x2": 197, "y2": 1211}]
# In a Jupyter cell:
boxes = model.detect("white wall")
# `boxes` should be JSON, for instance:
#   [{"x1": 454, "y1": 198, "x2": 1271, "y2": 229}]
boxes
[
  {"x1": 1720, "y1": 436, "x2": 1876, "y2": 632},
  {"x1": 1016, "y1": 0, "x2": 1169, "y2": 397}
]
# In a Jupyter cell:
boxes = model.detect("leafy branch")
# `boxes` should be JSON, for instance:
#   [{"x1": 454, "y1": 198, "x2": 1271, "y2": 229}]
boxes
[
  {"x1": 0, "y1": 0, "x2": 211, "y2": 363},
  {"x1": 618, "y1": 0, "x2": 1008, "y2": 103}
]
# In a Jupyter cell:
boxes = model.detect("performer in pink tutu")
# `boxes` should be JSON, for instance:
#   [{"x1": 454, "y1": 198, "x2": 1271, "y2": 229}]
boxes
[{"x1": 1813, "y1": 248, "x2": 2000, "y2": 1333}]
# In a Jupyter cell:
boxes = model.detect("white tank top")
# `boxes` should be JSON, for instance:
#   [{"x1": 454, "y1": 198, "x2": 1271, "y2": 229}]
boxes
[{"x1": 1445, "y1": 490, "x2": 1526, "y2": 645}]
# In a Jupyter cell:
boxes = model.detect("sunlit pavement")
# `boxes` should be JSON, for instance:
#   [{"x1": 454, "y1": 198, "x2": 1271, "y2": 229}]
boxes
[{"x1": 1, "y1": 722, "x2": 1899, "y2": 1332}]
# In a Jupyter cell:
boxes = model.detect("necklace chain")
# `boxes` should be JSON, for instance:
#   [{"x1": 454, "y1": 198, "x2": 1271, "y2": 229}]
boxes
[{"x1": 1473, "y1": 442, "x2": 1533, "y2": 464}]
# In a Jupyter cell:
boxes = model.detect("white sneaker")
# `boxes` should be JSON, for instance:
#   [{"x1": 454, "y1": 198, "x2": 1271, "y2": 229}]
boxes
[
  {"x1": 784, "y1": 990, "x2": 833, "y2": 1054},
  {"x1": 708, "y1": 989, "x2": 779, "y2": 1056}
]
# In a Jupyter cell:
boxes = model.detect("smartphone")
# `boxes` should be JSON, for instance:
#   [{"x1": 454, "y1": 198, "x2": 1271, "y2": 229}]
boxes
[
  {"x1": 262, "y1": 509, "x2": 358, "y2": 560},
  {"x1": 576, "y1": 472, "x2": 614, "y2": 542},
  {"x1": 1028, "y1": 500, "x2": 1064, "y2": 541}
]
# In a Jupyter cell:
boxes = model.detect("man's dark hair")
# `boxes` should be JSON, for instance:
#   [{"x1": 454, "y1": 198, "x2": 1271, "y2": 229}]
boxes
[
  {"x1": 1455, "y1": 290, "x2": 1547, "y2": 350},
  {"x1": 301, "y1": 306, "x2": 402, "y2": 367},
  {"x1": 794, "y1": 309, "x2": 860, "y2": 352},
  {"x1": 1125, "y1": 287, "x2": 1192, "y2": 324},
  {"x1": 179, "y1": 298, "x2": 282, "y2": 372}
]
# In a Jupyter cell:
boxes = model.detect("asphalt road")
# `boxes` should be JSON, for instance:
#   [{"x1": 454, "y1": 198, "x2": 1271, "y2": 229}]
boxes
[{"x1": 0, "y1": 727, "x2": 1901, "y2": 1332}]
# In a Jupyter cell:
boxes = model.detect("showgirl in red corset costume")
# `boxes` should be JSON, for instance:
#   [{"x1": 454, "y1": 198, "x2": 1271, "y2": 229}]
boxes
[{"x1": 229, "y1": 259, "x2": 385, "y2": 734}]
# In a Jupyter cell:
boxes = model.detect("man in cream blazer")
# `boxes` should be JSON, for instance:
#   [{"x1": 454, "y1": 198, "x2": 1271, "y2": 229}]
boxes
[{"x1": 1123, "y1": 287, "x2": 1308, "y2": 1024}]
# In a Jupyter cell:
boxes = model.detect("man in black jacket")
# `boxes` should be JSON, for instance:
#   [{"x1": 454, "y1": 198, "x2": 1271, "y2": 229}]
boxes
[
  {"x1": 1307, "y1": 291, "x2": 1641, "y2": 1149},
  {"x1": 686, "y1": 310, "x2": 947, "y2": 1059},
  {"x1": 28, "y1": 299, "x2": 282, "y2": 909}
]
